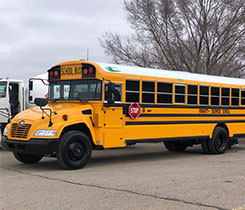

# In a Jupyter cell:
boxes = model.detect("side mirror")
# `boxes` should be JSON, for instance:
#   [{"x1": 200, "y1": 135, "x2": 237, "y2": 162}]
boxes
[
  {"x1": 28, "y1": 80, "x2": 33, "y2": 102},
  {"x1": 34, "y1": 98, "x2": 48, "y2": 107},
  {"x1": 28, "y1": 78, "x2": 48, "y2": 104},
  {"x1": 29, "y1": 81, "x2": 33, "y2": 91},
  {"x1": 107, "y1": 83, "x2": 116, "y2": 104}
]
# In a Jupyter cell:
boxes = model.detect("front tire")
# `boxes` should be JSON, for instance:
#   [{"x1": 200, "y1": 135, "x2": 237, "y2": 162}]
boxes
[
  {"x1": 13, "y1": 152, "x2": 43, "y2": 164},
  {"x1": 57, "y1": 131, "x2": 92, "y2": 170}
]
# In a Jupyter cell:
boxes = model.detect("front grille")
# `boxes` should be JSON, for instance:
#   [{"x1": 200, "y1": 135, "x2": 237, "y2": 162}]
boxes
[{"x1": 11, "y1": 123, "x2": 32, "y2": 139}]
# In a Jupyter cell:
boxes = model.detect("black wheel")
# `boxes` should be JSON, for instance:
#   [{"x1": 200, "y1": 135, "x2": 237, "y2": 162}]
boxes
[
  {"x1": 57, "y1": 131, "x2": 92, "y2": 170},
  {"x1": 164, "y1": 141, "x2": 188, "y2": 152},
  {"x1": 208, "y1": 127, "x2": 228, "y2": 154},
  {"x1": 13, "y1": 152, "x2": 43, "y2": 164}
]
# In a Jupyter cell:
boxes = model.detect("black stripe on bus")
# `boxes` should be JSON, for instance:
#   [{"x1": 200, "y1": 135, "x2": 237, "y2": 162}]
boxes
[
  {"x1": 125, "y1": 133, "x2": 245, "y2": 143},
  {"x1": 126, "y1": 136, "x2": 210, "y2": 144},
  {"x1": 125, "y1": 120, "x2": 245, "y2": 126},
  {"x1": 140, "y1": 114, "x2": 245, "y2": 117},
  {"x1": 140, "y1": 104, "x2": 245, "y2": 109},
  {"x1": 104, "y1": 103, "x2": 245, "y2": 110}
]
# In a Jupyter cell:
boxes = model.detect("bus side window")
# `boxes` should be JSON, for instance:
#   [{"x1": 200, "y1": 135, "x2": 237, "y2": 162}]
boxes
[
  {"x1": 242, "y1": 89, "x2": 245, "y2": 106},
  {"x1": 175, "y1": 84, "x2": 186, "y2": 104},
  {"x1": 199, "y1": 86, "x2": 209, "y2": 105},
  {"x1": 211, "y1": 86, "x2": 220, "y2": 106},
  {"x1": 142, "y1": 81, "x2": 155, "y2": 104},
  {"x1": 126, "y1": 80, "x2": 140, "y2": 103},
  {"x1": 221, "y1": 87, "x2": 230, "y2": 106},
  {"x1": 104, "y1": 83, "x2": 122, "y2": 103},
  {"x1": 157, "y1": 82, "x2": 173, "y2": 104},
  {"x1": 188, "y1": 84, "x2": 198, "y2": 105},
  {"x1": 231, "y1": 88, "x2": 239, "y2": 106}
]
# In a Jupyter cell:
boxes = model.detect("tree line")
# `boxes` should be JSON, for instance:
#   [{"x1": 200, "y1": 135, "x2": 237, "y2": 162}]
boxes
[{"x1": 101, "y1": 0, "x2": 245, "y2": 78}]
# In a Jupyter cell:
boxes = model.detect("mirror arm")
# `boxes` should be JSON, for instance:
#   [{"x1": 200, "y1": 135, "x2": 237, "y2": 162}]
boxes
[
  {"x1": 39, "y1": 107, "x2": 57, "y2": 127},
  {"x1": 29, "y1": 78, "x2": 48, "y2": 104}
]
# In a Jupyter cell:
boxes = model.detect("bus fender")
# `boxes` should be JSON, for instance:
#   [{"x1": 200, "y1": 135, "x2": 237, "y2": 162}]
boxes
[
  {"x1": 59, "y1": 119, "x2": 97, "y2": 147},
  {"x1": 210, "y1": 123, "x2": 229, "y2": 139}
]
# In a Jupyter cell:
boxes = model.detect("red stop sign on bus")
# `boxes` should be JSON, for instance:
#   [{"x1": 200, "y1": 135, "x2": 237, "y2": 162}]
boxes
[{"x1": 129, "y1": 103, "x2": 141, "y2": 119}]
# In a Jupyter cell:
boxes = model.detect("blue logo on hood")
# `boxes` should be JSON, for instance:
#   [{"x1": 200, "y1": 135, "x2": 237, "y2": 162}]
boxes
[{"x1": 18, "y1": 120, "x2": 25, "y2": 126}]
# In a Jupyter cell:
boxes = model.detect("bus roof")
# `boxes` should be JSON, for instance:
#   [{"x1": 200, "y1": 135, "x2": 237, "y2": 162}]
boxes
[{"x1": 97, "y1": 62, "x2": 245, "y2": 86}]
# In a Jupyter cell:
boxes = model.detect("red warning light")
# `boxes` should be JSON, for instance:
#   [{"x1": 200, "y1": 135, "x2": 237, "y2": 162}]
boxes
[
  {"x1": 49, "y1": 71, "x2": 54, "y2": 77},
  {"x1": 89, "y1": 67, "x2": 94, "y2": 75},
  {"x1": 62, "y1": 114, "x2": 68, "y2": 121}
]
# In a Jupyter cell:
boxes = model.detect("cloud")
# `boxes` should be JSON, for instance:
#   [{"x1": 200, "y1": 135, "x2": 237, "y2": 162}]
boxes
[{"x1": 0, "y1": 0, "x2": 131, "y2": 80}]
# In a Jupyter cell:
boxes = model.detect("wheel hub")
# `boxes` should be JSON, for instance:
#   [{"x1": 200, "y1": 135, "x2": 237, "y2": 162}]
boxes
[{"x1": 68, "y1": 142, "x2": 85, "y2": 161}]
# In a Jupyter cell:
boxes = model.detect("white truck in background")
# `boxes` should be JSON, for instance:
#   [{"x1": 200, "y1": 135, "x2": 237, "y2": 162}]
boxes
[{"x1": 0, "y1": 74, "x2": 48, "y2": 144}]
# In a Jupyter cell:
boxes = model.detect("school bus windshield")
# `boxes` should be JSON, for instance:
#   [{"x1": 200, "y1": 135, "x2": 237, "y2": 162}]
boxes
[{"x1": 48, "y1": 79, "x2": 102, "y2": 101}]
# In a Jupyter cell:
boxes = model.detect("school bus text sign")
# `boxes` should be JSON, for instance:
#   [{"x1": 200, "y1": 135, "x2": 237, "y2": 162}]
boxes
[
  {"x1": 129, "y1": 103, "x2": 141, "y2": 119},
  {"x1": 60, "y1": 66, "x2": 82, "y2": 80}
]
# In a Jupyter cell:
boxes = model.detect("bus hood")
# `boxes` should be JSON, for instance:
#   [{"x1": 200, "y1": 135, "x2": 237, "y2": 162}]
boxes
[
  {"x1": 13, "y1": 102, "x2": 93, "y2": 124},
  {"x1": 5, "y1": 102, "x2": 94, "y2": 141}
]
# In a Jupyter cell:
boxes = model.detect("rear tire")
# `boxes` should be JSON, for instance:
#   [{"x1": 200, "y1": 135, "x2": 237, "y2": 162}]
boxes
[
  {"x1": 208, "y1": 127, "x2": 228, "y2": 154},
  {"x1": 13, "y1": 152, "x2": 43, "y2": 164},
  {"x1": 164, "y1": 141, "x2": 188, "y2": 152},
  {"x1": 57, "y1": 131, "x2": 92, "y2": 170}
]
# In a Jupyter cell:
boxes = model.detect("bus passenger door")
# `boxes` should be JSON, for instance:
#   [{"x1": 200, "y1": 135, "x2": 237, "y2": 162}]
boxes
[{"x1": 103, "y1": 83, "x2": 125, "y2": 148}]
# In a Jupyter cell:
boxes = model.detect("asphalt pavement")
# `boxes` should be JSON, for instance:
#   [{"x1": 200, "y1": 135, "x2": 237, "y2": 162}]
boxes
[{"x1": 1, "y1": 140, "x2": 245, "y2": 210}]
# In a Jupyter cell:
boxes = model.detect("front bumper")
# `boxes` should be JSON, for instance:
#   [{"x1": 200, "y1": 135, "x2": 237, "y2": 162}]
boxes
[{"x1": 2, "y1": 136, "x2": 59, "y2": 155}]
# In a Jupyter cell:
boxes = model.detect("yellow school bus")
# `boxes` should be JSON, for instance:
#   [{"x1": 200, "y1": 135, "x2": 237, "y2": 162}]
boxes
[{"x1": 2, "y1": 60, "x2": 245, "y2": 169}]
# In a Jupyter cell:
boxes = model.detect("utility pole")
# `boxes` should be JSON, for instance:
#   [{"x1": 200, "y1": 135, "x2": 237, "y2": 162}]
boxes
[{"x1": 87, "y1": 48, "x2": 89, "y2": 61}]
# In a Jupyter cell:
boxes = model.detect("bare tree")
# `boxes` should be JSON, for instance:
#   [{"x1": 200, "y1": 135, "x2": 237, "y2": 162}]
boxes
[{"x1": 101, "y1": 0, "x2": 245, "y2": 77}]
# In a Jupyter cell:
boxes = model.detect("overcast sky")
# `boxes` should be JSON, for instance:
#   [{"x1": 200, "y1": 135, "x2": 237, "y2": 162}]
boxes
[{"x1": 0, "y1": 0, "x2": 131, "y2": 80}]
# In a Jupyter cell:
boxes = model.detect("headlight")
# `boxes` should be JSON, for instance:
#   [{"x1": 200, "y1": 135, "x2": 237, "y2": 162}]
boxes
[
  {"x1": 34, "y1": 130, "x2": 57, "y2": 137},
  {"x1": 3, "y1": 125, "x2": 9, "y2": 134}
]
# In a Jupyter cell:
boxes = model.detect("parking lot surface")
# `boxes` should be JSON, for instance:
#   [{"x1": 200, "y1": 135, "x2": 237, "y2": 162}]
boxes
[{"x1": 0, "y1": 141, "x2": 245, "y2": 210}]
